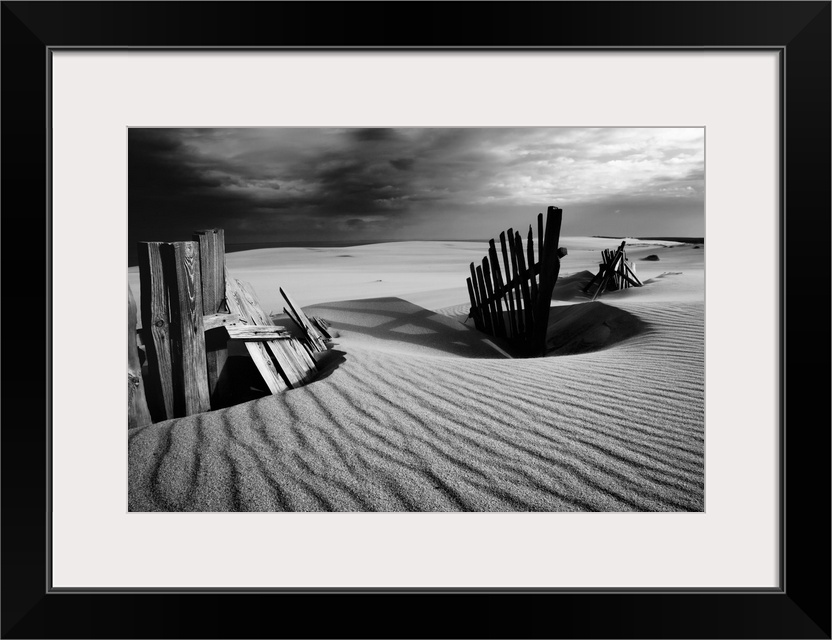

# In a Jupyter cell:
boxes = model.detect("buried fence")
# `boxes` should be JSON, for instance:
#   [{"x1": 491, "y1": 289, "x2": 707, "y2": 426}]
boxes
[
  {"x1": 583, "y1": 241, "x2": 643, "y2": 300},
  {"x1": 466, "y1": 206, "x2": 566, "y2": 356},
  {"x1": 130, "y1": 228, "x2": 331, "y2": 428}
]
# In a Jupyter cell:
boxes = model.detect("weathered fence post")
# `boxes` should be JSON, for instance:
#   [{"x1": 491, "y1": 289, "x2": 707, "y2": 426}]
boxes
[
  {"x1": 137, "y1": 241, "x2": 174, "y2": 422},
  {"x1": 128, "y1": 286, "x2": 152, "y2": 429},
  {"x1": 193, "y1": 229, "x2": 231, "y2": 408},
  {"x1": 161, "y1": 241, "x2": 211, "y2": 417},
  {"x1": 533, "y1": 206, "x2": 563, "y2": 354}
]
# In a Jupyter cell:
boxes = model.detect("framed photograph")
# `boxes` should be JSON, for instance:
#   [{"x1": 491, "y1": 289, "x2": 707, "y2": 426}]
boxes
[{"x1": 2, "y1": 2, "x2": 829, "y2": 638}]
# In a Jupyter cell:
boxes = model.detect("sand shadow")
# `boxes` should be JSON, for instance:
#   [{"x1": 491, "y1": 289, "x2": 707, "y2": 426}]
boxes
[
  {"x1": 296, "y1": 295, "x2": 649, "y2": 360},
  {"x1": 303, "y1": 297, "x2": 503, "y2": 358}
]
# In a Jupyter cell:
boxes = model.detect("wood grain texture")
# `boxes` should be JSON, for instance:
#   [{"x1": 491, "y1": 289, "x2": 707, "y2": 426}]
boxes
[
  {"x1": 226, "y1": 325, "x2": 292, "y2": 341},
  {"x1": 137, "y1": 241, "x2": 174, "y2": 421},
  {"x1": 128, "y1": 286, "x2": 152, "y2": 429},
  {"x1": 202, "y1": 312, "x2": 239, "y2": 331},
  {"x1": 194, "y1": 229, "x2": 230, "y2": 407},
  {"x1": 224, "y1": 270, "x2": 288, "y2": 394},
  {"x1": 162, "y1": 241, "x2": 211, "y2": 417},
  {"x1": 280, "y1": 287, "x2": 328, "y2": 353}
]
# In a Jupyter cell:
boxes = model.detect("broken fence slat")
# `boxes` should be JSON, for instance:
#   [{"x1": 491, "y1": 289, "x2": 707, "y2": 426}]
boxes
[
  {"x1": 624, "y1": 260, "x2": 642, "y2": 286},
  {"x1": 162, "y1": 241, "x2": 211, "y2": 417},
  {"x1": 282, "y1": 306, "x2": 317, "y2": 359},
  {"x1": 310, "y1": 317, "x2": 332, "y2": 340},
  {"x1": 226, "y1": 325, "x2": 292, "y2": 341},
  {"x1": 203, "y1": 312, "x2": 239, "y2": 332},
  {"x1": 280, "y1": 287, "x2": 328, "y2": 353},
  {"x1": 280, "y1": 338, "x2": 318, "y2": 384},
  {"x1": 224, "y1": 270, "x2": 289, "y2": 393},
  {"x1": 265, "y1": 338, "x2": 311, "y2": 388},
  {"x1": 137, "y1": 241, "x2": 175, "y2": 422}
]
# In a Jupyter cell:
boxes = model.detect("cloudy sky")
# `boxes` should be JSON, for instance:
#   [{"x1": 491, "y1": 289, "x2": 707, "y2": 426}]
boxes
[{"x1": 129, "y1": 127, "x2": 703, "y2": 259}]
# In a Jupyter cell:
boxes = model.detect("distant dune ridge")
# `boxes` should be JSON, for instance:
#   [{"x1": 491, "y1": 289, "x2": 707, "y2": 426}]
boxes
[{"x1": 128, "y1": 238, "x2": 704, "y2": 512}]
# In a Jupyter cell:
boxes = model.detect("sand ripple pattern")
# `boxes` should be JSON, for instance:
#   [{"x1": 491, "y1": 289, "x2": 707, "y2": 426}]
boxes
[{"x1": 129, "y1": 301, "x2": 703, "y2": 512}]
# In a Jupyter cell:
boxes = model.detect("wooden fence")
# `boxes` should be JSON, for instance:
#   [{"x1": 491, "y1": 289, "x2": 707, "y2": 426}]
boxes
[
  {"x1": 131, "y1": 228, "x2": 328, "y2": 427},
  {"x1": 582, "y1": 241, "x2": 642, "y2": 300},
  {"x1": 466, "y1": 206, "x2": 565, "y2": 356}
]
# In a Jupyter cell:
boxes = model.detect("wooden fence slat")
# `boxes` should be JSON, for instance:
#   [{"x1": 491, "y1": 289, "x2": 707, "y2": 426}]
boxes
[
  {"x1": 507, "y1": 227, "x2": 525, "y2": 337},
  {"x1": 277, "y1": 338, "x2": 318, "y2": 385},
  {"x1": 488, "y1": 240, "x2": 509, "y2": 338},
  {"x1": 162, "y1": 241, "x2": 211, "y2": 417},
  {"x1": 625, "y1": 260, "x2": 642, "y2": 286},
  {"x1": 537, "y1": 213, "x2": 545, "y2": 266},
  {"x1": 202, "y1": 312, "x2": 239, "y2": 331},
  {"x1": 514, "y1": 231, "x2": 535, "y2": 341},
  {"x1": 475, "y1": 265, "x2": 494, "y2": 335},
  {"x1": 226, "y1": 325, "x2": 292, "y2": 340},
  {"x1": 280, "y1": 287, "x2": 328, "y2": 353},
  {"x1": 266, "y1": 332, "x2": 311, "y2": 387},
  {"x1": 137, "y1": 241, "x2": 174, "y2": 421},
  {"x1": 469, "y1": 262, "x2": 485, "y2": 330},
  {"x1": 233, "y1": 278, "x2": 318, "y2": 388},
  {"x1": 533, "y1": 207, "x2": 563, "y2": 354},
  {"x1": 224, "y1": 271, "x2": 288, "y2": 394},
  {"x1": 310, "y1": 317, "x2": 332, "y2": 340},
  {"x1": 481, "y1": 256, "x2": 504, "y2": 338},
  {"x1": 591, "y1": 241, "x2": 626, "y2": 301},
  {"x1": 466, "y1": 277, "x2": 482, "y2": 330},
  {"x1": 527, "y1": 226, "x2": 539, "y2": 303},
  {"x1": 194, "y1": 229, "x2": 230, "y2": 408},
  {"x1": 499, "y1": 232, "x2": 518, "y2": 338},
  {"x1": 281, "y1": 306, "x2": 317, "y2": 359},
  {"x1": 128, "y1": 286, "x2": 152, "y2": 429}
]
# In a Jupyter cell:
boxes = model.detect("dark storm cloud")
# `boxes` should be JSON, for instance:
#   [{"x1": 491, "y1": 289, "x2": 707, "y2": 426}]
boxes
[
  {"x1": 390, "y1": 158, "x2": 415, "y2": 171},
  {"x1": 128, "y1": 127, "x2": 704, "y2": 263}
]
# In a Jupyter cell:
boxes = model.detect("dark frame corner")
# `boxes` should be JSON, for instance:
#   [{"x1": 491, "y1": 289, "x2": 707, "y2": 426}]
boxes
[{"x1": 2, "y1": 2, "x2": 829, "y2": 638}]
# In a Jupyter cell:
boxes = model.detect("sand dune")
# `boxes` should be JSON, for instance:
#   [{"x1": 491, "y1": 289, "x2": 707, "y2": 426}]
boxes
[{"x1": 128, "y1": 238, "x2": 703, "y2": 512}]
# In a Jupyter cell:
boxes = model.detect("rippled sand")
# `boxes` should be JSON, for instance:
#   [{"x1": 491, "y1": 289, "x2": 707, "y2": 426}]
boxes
[{"x1": 128, "y1": 239, "x2": 704, "y2": 512}]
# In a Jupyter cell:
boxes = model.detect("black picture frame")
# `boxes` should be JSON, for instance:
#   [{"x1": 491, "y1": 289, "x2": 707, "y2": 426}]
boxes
[{"x1": 2, "y1": 2, "x2": 829, "y2": 638}]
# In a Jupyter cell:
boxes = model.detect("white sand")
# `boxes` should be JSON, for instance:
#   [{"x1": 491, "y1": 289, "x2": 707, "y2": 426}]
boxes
[{"x1": 128, "y1": 237, "x2": 704, "y2": 511}]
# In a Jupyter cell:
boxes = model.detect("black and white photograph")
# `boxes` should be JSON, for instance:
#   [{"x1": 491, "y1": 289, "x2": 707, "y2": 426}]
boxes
[{"x1": 127, "y1": 126, "x2": 705, "y2": 512}]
